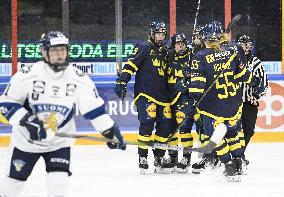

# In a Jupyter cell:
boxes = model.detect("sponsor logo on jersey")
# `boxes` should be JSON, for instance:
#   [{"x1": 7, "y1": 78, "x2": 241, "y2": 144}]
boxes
[
  {"x1": 176, "y1": 110, "x2": 185, "y2": 124},
  {"x1": 12, "y1": 159, "x2": 26, "y2": 172},
  {"x1": 146, "y1": 103, "x2": 156, "y2": 119},
  {"x1": 214, "y1": 51, "x2": 230, "y2": 58},
  {"x1": 52, "y1": 85, "x2": 60, "y2": 96},
  {"x1": 66, "y1": 83, "x2": 77, "y2": 96},
  {"x1": 33, "y1": 81, "x2": 45, "y2": 93},
  {"x1": 163, "y1": 105, "x2": 172, "y2": 119},
  {"x1": 50, "y1": 157, "x2": 69, "y2": 164}
]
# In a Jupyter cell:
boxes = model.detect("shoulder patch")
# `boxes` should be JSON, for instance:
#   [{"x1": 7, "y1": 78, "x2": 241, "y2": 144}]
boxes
[
  {"x1": 19, "y1": 64, "x2": 33, "y2": 73},
  {"x1": 72, "y1": 67, "x2": 85, "y2": 77}
]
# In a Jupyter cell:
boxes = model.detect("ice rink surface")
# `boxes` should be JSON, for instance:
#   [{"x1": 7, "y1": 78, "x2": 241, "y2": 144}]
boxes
[{"x1": 0, "y1": 143, "x2": 284, "y2": 197}]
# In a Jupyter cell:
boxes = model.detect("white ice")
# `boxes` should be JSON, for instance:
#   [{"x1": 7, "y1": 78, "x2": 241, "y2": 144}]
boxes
[{"x1": 0, "y1": 143, "x2": 284, "y2": 197}]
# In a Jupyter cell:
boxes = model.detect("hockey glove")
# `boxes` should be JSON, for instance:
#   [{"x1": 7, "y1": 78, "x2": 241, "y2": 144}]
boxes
[
  {"x1": 250, "y1": 76, "x2": 265, "y2": 100},
  {"x1": 179, "y1": 98, "x2": 196, "y2": 118},
  {"x1": 114, "y1": 79, "x2": 127, "y2": 100},
  {"x1": 175, "y1": 77, "x2": 191, "y2": 93},
  {"x1": 20, "y1": 112, "x2": 46, "y2": 141},
  {"x1": 182, "y1": 65, "x2": 191, "y2": 77},
  {"x1": 101, "y1": 123, "x2": 126, "y2": 150}
]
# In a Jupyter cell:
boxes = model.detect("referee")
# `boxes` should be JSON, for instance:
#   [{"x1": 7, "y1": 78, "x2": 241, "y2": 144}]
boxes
[{"x1": 235, "y1": 35, "x2": 269, "y2": 149}]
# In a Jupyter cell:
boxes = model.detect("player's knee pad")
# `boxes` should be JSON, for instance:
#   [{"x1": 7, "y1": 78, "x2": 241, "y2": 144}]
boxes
[
  {"x1": 47, "y1": 172, "x2": 69, "y2": 197},
  {"x1": 0, "y1": 176, "x2": 26, "y2": 197},
  {"x1": 215, "y1": 139, "x2": 231, "y2": 163}
]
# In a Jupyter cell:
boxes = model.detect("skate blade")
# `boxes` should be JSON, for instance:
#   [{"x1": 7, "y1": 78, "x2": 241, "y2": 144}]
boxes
[
  {"x1": 154, "y1": 167, "x2": 174, "y2": 174},
  {"x1": 225, "y1": 175, "x2": 241, "y2": 182},
  {"x1": 192, "y1": 168, "x2": 204, "y2": 174},
  {"x1": 140, "y1": 168, "x2": 150, "y2": 175},
  {"x1": 175, "y1": 167, "x2": 189, "y2": 173}
]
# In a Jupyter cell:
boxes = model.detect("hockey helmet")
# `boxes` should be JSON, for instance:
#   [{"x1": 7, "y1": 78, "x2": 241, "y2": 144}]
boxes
[
  {"x1": 40, "y1": 31, "x2": 69, "y2": 72},
  {"x1": 200, "y1": 21, "x2": 224, "y2": 41},
  {"x1": 149, "y1": 21, "x2": 167, "y2": 37}
]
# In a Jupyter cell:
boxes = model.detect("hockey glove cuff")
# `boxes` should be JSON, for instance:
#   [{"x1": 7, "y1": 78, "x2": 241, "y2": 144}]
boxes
[
  {"x1": 101, "y1": 123, "x2": 126, "y2": 150},
  {"x1": 20, "y1": 112, "x2": 46, "y2": 141},
  {"x1": 175, "y1": 77, "x2": 191, "y2": 93},
  {"x1": 114, "y1": 79, "x2": 128, "y2": 100}
]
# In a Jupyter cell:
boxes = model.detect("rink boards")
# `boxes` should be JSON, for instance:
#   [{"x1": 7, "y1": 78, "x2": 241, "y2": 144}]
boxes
[{"x1": 0, "y1": 75, "x2": 283, "y2": 146}]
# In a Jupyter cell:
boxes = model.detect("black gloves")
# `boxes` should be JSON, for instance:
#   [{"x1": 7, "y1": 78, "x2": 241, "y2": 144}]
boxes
[
  {"x1": 178, "y1": 98, "x2": 196, "y2": 117},
  {"x1": 20, "y1": 112, "x2": 46, "y2": 141},
  {"x1": 101, "y1": 123, "x2": 126, "y2": 150},
  {"x1": 250, "y1": 76, "x2": 265, "y2": 100},
  {"x1": 114, "y1": 79, "x2": 127, "y2": 100},
  {"x1": 182, "y1": 65, "x2": 191, "y2": 77},
  {"x1": 175, "y1": 77, "x2": 191, "y2": 93}
]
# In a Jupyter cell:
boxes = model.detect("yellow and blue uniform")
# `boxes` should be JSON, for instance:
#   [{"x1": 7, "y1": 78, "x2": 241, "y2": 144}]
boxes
[
  {"x1": 188, "y1": 46, "x2": 252, "y2": 163},
  {"x1": 119, "y1": 40, "x2": 175, "y2": 158},
  {"x1": 167, "y1": 49, "x2": 195, "y2": 154}
]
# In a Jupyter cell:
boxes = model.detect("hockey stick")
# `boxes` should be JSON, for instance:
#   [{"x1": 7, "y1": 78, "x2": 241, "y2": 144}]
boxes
[
  {"x1": 55, "y1": 133, "x2": 199, "y2": 152},
  {"x1": 224, "y1": 14, "x2": 242, "y2": 34},
  {"x1": 55, "y1": 133, "x2": 223, "y2": 154},
  {"x1": 188, "y1": 0, "x2": 202, "y2": 63},
  {"x1": 166, "y1": 53, "x2": 237, "y2": 143},
  {"x1": 192, "y1": 0, "x2": 202, "y2": 35}
]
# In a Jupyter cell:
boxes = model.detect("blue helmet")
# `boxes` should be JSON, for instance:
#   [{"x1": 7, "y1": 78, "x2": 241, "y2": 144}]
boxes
[
  {"x1": 235, "y1": 34, "x2": 252, "y2": 44},
  {"x1": 39, "y1": 31, "x2": 69, "y2": 72},
  {"x1": 170, "y1": 33, "x2": 187, "y2": 48},
  {"x1": 40, "y1": 31, "x2": 69, "y2": 51},
  {"x1": 149, "y1": 21, "x2": 167, "y2": 37},
  {"x1": 193, "y1": 25, "x2": 205, "y2": 35},
  {"x1": 200, "y1": 21, "x2": 223, "y2": 41}
]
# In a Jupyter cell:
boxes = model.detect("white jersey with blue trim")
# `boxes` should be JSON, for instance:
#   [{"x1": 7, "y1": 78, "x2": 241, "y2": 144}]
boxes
[{"x1": 0, "y1": 61, "x2": 114, "y2": 153}]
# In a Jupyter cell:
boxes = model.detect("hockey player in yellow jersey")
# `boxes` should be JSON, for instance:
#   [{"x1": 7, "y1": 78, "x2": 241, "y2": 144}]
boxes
[
  {"x1": 167, "y1": 33, "x2": 199, "y2": 172},
  {"x1": 176, "y1": 21, "x2": 255, "y2": 181},
  {"x1": 114, "y1": 21, "x2": 177, "y2": 173}
]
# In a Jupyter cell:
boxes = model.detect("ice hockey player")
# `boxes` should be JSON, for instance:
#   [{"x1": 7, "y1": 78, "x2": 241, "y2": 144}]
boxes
[
  {"x1": 235, "y1": 34, "x2": 268, "y2": 165},
  {"x1": 114, "y1": 21, "x2": 176, "y2": 174},
  {"x1": 0, "y1": 31, "x2": 125, "y2": 197},
  {"x1": 176, "y1": 21, "x2": 255, "y2": 181},
  {"x1": 192, "y1": 25, "x2": 206, "y2": 53},
  {"x1": 167, "y1": 33, "x2": 197, "y2": 173}
]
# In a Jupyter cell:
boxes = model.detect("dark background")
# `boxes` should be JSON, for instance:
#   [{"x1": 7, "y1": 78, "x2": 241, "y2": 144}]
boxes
[{"x1": 0, "y1": 0, "x2": 281, "y2": 61}]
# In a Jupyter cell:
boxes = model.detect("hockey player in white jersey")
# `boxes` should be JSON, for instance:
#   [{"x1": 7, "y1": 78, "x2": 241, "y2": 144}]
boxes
[{"x1": 0, "y1": 31, "x2": 126, "y2": 197}]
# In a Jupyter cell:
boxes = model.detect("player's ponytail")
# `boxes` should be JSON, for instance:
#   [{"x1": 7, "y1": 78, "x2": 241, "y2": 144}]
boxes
[{"x1": 206, "y1": 40, "x2": 222, "y2": 52}]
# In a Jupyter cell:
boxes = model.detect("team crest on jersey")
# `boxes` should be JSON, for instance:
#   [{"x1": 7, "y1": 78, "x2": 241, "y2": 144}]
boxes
[
  {"x1": 12, "y1": 159, "x2": 26, "y2": 172},
  {"x1": 66, "y1": 83, "x2": 77, "y2": 96},
  {"x1": 43, "y1": 112, "x2": 58, "y2": 132},
  {"x1": 33, "y1": 104, "x2": 71, "y2": 127}
]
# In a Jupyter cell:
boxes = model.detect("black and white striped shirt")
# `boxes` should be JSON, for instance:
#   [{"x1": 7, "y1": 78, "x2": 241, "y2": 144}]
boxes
[{"x1": 241, "y1": 56, "x2": 269, "y2": 105}]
